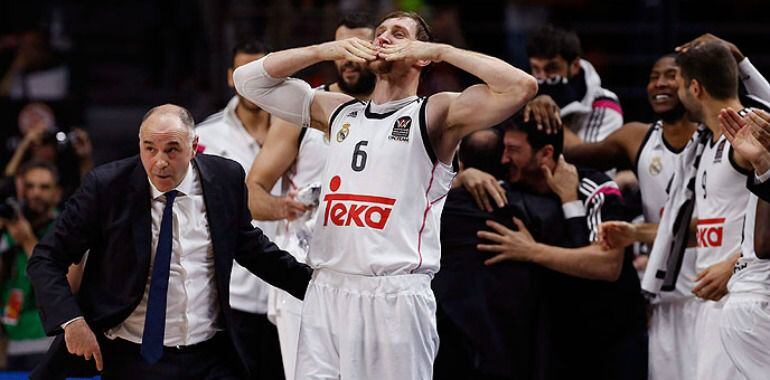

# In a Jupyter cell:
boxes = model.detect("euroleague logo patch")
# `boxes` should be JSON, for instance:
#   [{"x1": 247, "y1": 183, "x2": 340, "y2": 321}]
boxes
[
  {"x1": 389, "y1": 116, "x2": 411, "y2": 142},
  {"x1": 322, "y1": 175, "x2": 396, "y2": 230}
]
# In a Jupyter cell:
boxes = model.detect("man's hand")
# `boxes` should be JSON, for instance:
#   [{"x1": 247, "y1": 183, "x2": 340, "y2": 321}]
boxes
[
  {"x1": 675, "y1": 33, "x2": 744, "y2": 62},
  {"x1": 456, "y1": 168, "x2": 507, "y2": 212},
  {"x1": 1, "y1": 215, "x2": 37, "y2": 256},
  {"x1": 280, "y1": 190, "x2": 312, "y2": 221},
  {"x1": 64, "y1": 318, "x2": 103, "y2": 371},
  {"x1": 720, "y1": 107, "x2": 770, "y2": 173},
  {"x1": 523, "y1": 95, "x2": 562, "y2": 134},
  {"x1": 477, "y1": 217, "x2": 537, "y2": 265},
  {"x1": 692, "y1": 257, "x2": 735, "y2": 301},
  {"x1": 598, "y1": 221, "x2": 638, "y2": 250},
  {"x1": 70, "y1": 128, "x2": 93, "y2": 160},
  {"x1": 378, "y1": 40, "x2": 446, "y2": 62},
  {"x1": 317, "y1": 38, "x2": 377, "y2": 63},
  {"x1": 542, "y1": 155, "x2": 579, "y2": 203}
]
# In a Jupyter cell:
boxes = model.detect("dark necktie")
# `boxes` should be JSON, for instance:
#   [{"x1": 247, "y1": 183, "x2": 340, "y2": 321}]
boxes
[{"x1": 140, "y1": 190, "x2": 178, "y2": 364}]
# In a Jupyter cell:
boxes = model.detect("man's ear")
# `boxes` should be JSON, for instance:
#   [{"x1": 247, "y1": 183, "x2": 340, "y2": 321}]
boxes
[
  {"x1": 569, "y1": 58, "x2": 581, "y2": 77},
  {"x1": 690, "y1": 78, "x2": 703, "y2": 99},
  {"x1": 191, "y1": 135, "x2": 200, "y2": 158},
  {"x1": 540, "y1": 145, "x2": 556, "y2": 166},
  {"x1": 227, "y1": 67, "x2": 235, "y2": 89}
]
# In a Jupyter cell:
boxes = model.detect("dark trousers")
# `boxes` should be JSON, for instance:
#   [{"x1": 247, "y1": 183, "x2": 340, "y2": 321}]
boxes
[
  {"x1": 230, "y1": 309, "x2": 285, "y2": 380},
  {"x1": 99, "y1": 333, "x2": 241, "y2": 380}
]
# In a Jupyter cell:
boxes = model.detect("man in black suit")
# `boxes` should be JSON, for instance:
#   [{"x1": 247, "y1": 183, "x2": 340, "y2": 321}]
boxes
[{"x1": 27, "y1": 104, "x2": 313, "y2": 379}]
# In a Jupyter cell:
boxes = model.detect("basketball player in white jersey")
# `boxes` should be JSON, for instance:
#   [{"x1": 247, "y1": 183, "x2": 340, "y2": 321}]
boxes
[
  {"x1": 718, "y1": 106, "x2": 770, "y2": 379},
  {"x1": 565, "y1": 54, "x2": 700, "y2": 380},
  {"x1": 233, "y1": 10, "x2": 537, "y2": 379},
  {"x1": 245, "y1": 15, "x2": 375, "y2": 380},
  {"x1": 669, "y1": 40, "x2": 757, "y2": 380}
]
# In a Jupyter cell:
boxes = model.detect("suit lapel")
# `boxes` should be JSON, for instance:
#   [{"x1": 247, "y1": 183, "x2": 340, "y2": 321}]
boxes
[
  {"x1": 128, "y1": 160, "x2": 153, "y2": 277},
  {"x1": 194, "y1": 157, "x2": 230, "y2": 274}
]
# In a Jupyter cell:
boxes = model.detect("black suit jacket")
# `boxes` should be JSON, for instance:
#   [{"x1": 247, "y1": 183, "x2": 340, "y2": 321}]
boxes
[{"x1": 27, "y1": 154, "x2": 313, "y2": 379}]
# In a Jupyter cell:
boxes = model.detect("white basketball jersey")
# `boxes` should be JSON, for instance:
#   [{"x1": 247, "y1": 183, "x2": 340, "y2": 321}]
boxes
[
  {"x1": 694, "y1": 134, "x2": 751, "y2": 273},
  {"x1": 308, "y1": 96, "x2": 455, "y2": 276},
  {"x1": 636, "y1": 121, "x2": 697, "y2": 299},
  {"x1": 274, "y1": 128, "x2": 329, "y2": 264},
  {"x1": 729, "y1": 194, "x2": 770, "y2": 296}
]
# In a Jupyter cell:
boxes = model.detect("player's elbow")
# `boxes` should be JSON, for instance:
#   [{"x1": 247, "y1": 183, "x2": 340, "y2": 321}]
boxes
[{"x1": 517, "y1": 74, "x2": 538, "y2": 102}]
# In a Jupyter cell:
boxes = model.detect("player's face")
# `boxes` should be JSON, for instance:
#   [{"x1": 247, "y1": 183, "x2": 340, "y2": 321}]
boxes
[
  {"x1": 229, "y1": 51, "x2": 266, "y2": 110},
  {"x1": 647, "y1": 57, "x2": 681, "y2": 114},
  {"x1": 139, "y1": 115, "x2": 197, "y2": 193},
  {"x1": 21, "y1": 168, "x2": 59, "y2": 215},
  {"x1": 676, "y1": 70, "x2": 703, "y2": 122},
  {"x1": 369, "y1": 17, "x2": 420, "y2": 74},
  {"x1": 335, "y1": 26, "x2": 375, "y2": 93},
  {"x1": 502, "y1": 130, "x2": 540, "y2": 184},
  {"x1": 529, "y1": 56, "x2": 573, "y2": 81}
]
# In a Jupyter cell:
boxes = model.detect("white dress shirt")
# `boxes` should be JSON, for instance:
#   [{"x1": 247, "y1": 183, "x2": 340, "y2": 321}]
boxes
[
  {"x1": 106, "y1": 164, "x2": 221, "y2": 346},
  {"x1": 196, "y1": 96, "x2": 280, "y2": 314}
]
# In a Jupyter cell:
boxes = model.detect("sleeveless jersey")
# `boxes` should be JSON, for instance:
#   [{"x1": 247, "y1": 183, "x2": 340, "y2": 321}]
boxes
[
  {"x1": 274, "y1": 128, "x2": 329, "y2": 264},
  {"x1": 636, "y1": 121, "x2": 696, "y2": 299},
  {"x1": 694, "y1": 134, "x2": 751, "y2": 273},
  {"x1": 729, "y1": 194, "x2": 770, "y2": 296},
  {"x1": 308, "y1": 96, "x2": 455, "y2": 276}
]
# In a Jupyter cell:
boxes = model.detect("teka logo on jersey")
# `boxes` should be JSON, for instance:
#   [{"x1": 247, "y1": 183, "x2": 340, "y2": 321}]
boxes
[
  {"x1": 697, "y1": 217, "x2": 725, "y2": 248},
  {"x1": 322, "y1": 176, "x2": 396, "y2": 230}
]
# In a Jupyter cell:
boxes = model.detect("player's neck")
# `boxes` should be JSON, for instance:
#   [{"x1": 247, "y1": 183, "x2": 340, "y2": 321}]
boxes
[
  {"x1": 661, "y1": 117, "x2": 697, "y2": 150},
  {"x1": 703, "y1": 97, "x2": 743, "y2": 138},
  {"x1": 370, "y1": 74, "x2": 419, "y2": 104},
  {"x1": 235, "y1": 102, "x2": 270, "y2": 145}
]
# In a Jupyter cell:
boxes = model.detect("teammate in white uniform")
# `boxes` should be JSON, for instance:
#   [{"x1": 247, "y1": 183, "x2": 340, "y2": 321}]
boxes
[
  {"x1": 672, "y1": 39, "x2": 760, "y2": 380},
  {"x1": 717, "y1": 67, "x2": 770, "y2": 380},
  {"x1": 233, "y1": 10, "x2": 537, "y2": 379},
  {"x1": 245, "y1": 15, "x2": 375, "y2": 379},
  {"x1": 195, "y1": 41, "x2": 285, "y2": 378}
]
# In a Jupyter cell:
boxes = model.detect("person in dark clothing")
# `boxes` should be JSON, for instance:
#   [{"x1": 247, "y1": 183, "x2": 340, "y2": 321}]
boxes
[
  {"x1": 434, "y1": 128, "x2": 566, "y2": 380},
  {"x1": 461, "y1": 115, "x2": 647, "y2": 380}
]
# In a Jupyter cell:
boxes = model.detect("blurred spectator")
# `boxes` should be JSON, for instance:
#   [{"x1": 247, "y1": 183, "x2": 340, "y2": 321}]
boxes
[
  {"x1": 0, "y1": 161, "x2": 80, "y2": 371},
  {"x1": 3, "y1": 102, "x2": 92, "y2": 202},
  {"x1": 525, "y1": 25, "x2": 623, "y2": 143},
  {"x1": 0, "y1": 30, "x2": 69, "y2": 101}
]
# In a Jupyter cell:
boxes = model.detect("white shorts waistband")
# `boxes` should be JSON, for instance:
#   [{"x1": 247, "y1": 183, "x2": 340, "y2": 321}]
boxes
[{"x1": 310, "y1": 268, "x2": 432, "y2": 296}]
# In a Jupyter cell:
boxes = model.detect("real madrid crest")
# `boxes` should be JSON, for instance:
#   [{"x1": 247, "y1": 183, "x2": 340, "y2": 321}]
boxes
[
  {"x1": 648, "y1": 156, "x2": 663, "y2": 176},
  {"x1": 337, "y1": 123, "x2": 350, "y2": 142}
]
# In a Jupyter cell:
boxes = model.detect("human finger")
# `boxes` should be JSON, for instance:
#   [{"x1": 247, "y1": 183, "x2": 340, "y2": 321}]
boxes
[
  {"x1": 695, "y1": 268, "x2": 708, "y2": 282},
  {"x1": 93, "y1": 344, "x2": 104, "y2": 371},
  {"x1": 350, "y1": 39, "x2": 377, "y2": 59},
  {"x1": 523, "y1": 104, "x2": 532, "y2": 123},
  {"x1": 477, "y1": 230, "x2": 508, "y2": 244},
  {"x1": 345, "y1": 44, "x2": 375, "y2": 61},
  {"x1": 483, "y1": 253, "x2": 509, "y2": 266},
  {"x1": 533, "y1": 107, "x2": 544, "y2": 130},
  {"x1": 748, "y1": 111, "x2": 770, "y2": 131},
  {"x1": 512, "y1": 217, "x2": 529, "y2": 235},
  {"x1": 752, "y1": 109, "x2": 770, "y2": 124},
  {"x1": 485, "y1": 219, "x2": 513, "y2": 235},
  {"x1": 468, "y1": 185, "x2": 487, "y2": 212},
  {"x1": 482, "y1": 180, "x2": 506, "y2": 208}
]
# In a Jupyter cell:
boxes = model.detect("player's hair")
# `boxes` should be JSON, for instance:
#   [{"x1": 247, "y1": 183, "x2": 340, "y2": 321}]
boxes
[
  {"x1": 676, "y1": 41, "x2": 738, "y2": 100},
  {"x1": 526, "y1": 25, "x2": 582, "y2": 63},
  {"x1": 377, "y1": 11, "x2": 433, "y2": 42},
  {"x1": 502, "y1": 113, "x2": 564, "y2": 158},
  {"x1": 458, "y1": 129, "x2": 506, "y2": 179},
  {"x1": 231, "y1": 40, "x2": 270, "y2": 67},
  {"x1": 18, "y1": 160, "x2": 59, "y2": 183},
  {"x1": 337, "y1": 12, "x2": 374, "y2": 30}
]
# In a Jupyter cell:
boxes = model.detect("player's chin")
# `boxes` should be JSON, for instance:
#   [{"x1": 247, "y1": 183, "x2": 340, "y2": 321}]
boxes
[{"x1": 367, "y1": 59, "x2": 392, "y2": 74}]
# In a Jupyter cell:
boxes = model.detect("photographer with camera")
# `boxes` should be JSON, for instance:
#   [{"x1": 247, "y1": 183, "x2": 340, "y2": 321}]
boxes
[
  {"x1": 0, "y1": 160, "x2": 81, "y2": 371},
  {"x1": 3, "y1": 102, "x2": 94, "y2": 203}
]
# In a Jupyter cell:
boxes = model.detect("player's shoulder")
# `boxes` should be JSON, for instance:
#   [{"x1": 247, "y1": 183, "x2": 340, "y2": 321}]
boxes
[{"x1": 576, "y1": 166, "x2": 620, "y2": 199}]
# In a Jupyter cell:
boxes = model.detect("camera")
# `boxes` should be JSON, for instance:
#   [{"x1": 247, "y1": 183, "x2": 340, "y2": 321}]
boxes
[{"x1": 0, "y1": 198, "x2": 22, "y2": 220}]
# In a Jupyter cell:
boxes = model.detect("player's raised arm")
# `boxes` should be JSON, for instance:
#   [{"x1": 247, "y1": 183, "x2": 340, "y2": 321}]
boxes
[
  {"x1": 417, "y1": 44, "x2": 537, "y2": 157},
  {"x1": 232, "y1": 39, "x2": 370, "y2": 132}
]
